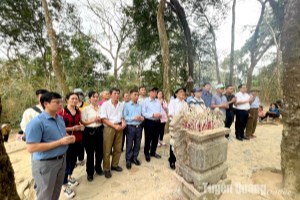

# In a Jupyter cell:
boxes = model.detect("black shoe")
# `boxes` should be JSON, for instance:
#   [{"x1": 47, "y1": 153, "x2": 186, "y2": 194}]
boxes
[
  {"x1": 170, "y1": 162, "x2": 176, "y2": 170},
  {"x1": 242, "y1": 136, "x2": 250, "y2": 140},
  {"x1": 132, "y1": 159, "x2": 141, "y2": 166},
  {"x1": 236, "y1": 137, "x2": 243, "y2": 141},
  {"x1": 111, "y1": 166, "x2": 123, "y2": 172},
  {"x1": 145, "y1": 155, "x2": 151, "y2": 162},
  {"x1": 126, "y1": 162, "x2": 131, "y2": 169},
  {"x1": 104, "y1": 171, "x2": 112, "y2": 179},
  {"x1": 151, "y1": 153, "x2": 161, "y2": 159},
  {"x1": 96, "y1": 169, "x2": 104, "y2": 176},
  {"x1": 87, "y1": 175, "x2": 93, "y2": 182}
]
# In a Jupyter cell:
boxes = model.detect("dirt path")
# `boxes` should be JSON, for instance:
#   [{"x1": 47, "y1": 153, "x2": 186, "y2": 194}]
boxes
[{"x1": 7, "y1": 123, "x2": 284, "y2": 200}]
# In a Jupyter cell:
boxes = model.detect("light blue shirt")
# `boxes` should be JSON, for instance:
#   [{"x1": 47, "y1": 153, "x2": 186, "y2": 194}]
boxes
[
  {"x1": 142, "y1": 97, "x2": 163, "y2": 120},
  {"x1": 186, "y1": 96, "x2": 193, "y2": 103},
  {"x1": 123, "y1": 101, "x2": 142, "y2": 125},
  {"x1": 26, "y1": 111, "x2": 68, "y2": 160},
  {"x1": 250, "y1": 96, "x2": 260, "y2": 108},
  {"x1": 202, "y1": 90, "x2": 212, "y2": 108},
  {"x1": 211, "y1": 94, "x2": 228, "y2": 116}
]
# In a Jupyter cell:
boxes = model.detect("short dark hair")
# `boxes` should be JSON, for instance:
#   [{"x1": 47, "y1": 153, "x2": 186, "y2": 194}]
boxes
[
  {"x1": 130, "y1": 88, "x2": 138, "y2": 94},
  {"x1": 110, "y1": 87, "x2": 120, "y2": 94},
  {"x1": 226, "y1": 85, "x2": 233, "y2": 89},
  {"x1": 203, "y1": 82, "x2": 211, "y2": 87},
  {"x1": 40, "y1": 92, "x2": 62, "y2": 109},
  {"x1": 149, "y1": 87, "x2": 159, "y2": 92},
  {"x1": 139, "y1": 85, "x2": 146, "y2": 91},
  {"x1": 175, "y1": 88, "x2": 186, "y2": 94},
  {"x1": 88, "y1": 91, "x2": 98, "y2": 98},
  {"x1": 36, "y1": 89, "x2": 48, "y2": 96},
  {"x1": 65, "y1": 92, "x2": 79, "y2": 102},
  {"x1": 238, "y1": 84, "x2": 245, "y2": 89}
]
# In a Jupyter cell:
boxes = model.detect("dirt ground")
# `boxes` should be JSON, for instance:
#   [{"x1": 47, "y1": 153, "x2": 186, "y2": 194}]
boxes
[{"x1": 6, "y1": 122, "x2": 286, "y2": 200}]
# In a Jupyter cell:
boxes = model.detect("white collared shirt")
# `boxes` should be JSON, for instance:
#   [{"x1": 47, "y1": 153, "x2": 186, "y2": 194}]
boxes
[
  {"x1": 20, "y1": 104, "x2": 43, "y2": 132},
  {"x1": 235, "y1": 92, "x2": 251, "y2": 110},
  {"x1": 81, "y1": 104, "x2": 102, "y2": 127},
  {"x1": 100, "y1": 99, "x2": 124, "y2": 123},
  {"x1": 168, "y1": 98, "x2": 188, "y2": 117}
]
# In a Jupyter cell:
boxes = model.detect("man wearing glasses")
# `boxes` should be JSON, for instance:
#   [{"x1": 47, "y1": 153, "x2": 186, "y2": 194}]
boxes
[{"x1": 26, "y1": 92, "x2": 75, "y2": 200}]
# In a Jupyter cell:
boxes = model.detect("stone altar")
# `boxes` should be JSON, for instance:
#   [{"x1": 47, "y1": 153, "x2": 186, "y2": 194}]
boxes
[{"x1": 170, "y1": 115, "x2": 230, "y2": 200}]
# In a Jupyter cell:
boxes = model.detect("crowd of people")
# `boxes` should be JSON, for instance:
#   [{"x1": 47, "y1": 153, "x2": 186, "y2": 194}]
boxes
[{"x1": 20, "y1": 83, "x2": 281, "y2": 199}]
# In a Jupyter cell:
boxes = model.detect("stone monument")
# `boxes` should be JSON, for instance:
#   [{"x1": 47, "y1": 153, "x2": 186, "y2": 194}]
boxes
[{"x1": 170, "y1": 109, "x2": 230, "y2": 200}]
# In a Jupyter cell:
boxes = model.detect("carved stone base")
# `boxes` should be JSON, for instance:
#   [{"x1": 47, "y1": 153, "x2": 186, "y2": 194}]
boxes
[
  {"x1": 176, "y1": 163, "x2": 228, "y2": 192},
  {"x1": 175, "y1": 173, "x2": 231, "y2": 200}
]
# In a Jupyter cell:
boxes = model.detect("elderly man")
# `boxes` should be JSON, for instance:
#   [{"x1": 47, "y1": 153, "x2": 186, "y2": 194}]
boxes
[
  {"x1": 26, "y1": 92, "x2": 76, "y2": 200},
  {"x1": 101, "y1": 88, "x2": 126, "y2": 179},
  {"x1": 246, "y1": 88, "x2": 260, "y2": 138},
  {"x1": 202, "y1": 82, "x2": 213, "y2": 108},
  {"x1": 211, "y1": 84, "x2": 229, "y2": 116}
]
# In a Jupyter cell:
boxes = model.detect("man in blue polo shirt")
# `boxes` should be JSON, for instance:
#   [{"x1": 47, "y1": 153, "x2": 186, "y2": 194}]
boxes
[
  {"x1": 123, "y1": 88, "x2": 144, "y2": 169},
  {"x1": 26, "y1": 92, "x2": 75, "y2": 200}
]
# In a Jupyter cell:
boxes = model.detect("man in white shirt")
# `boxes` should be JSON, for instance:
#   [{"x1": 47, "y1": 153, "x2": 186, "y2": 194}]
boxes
[
  {"x1": 168, "y1": 88, "x2": 188, "y2": 170},
  {"x1": 101, "y1": 88, "x2": 126, "y2": 179},
  {"x1": 235, "y1": 84, "x2": 253, "y2": 141},
  {"x1": 20, "y1": 89, "x2": 48, "y2": 141}
]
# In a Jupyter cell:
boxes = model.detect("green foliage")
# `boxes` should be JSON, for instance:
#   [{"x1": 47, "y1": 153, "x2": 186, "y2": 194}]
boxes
[
  {"x1": 125, "y1": 0, "x2": 189, "y2": 90},
  {"x1": 256, "y1": 61, "x2": 282, "y2": 103}
]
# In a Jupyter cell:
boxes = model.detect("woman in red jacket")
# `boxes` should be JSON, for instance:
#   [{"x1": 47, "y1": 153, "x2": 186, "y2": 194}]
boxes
[{"x1": 57, "y1": 92, "x2": 84, "y2": 199}]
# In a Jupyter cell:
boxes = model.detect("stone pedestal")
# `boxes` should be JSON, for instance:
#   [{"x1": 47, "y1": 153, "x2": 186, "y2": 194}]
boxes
[{"x1": 170, "y1": 116, "x2": 230, "y2": 200}]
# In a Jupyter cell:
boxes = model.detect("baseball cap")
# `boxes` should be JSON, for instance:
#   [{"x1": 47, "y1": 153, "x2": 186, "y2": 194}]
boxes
[
  {"x1": 194, "y1": 88, "x2": 203, "y2": 93},
  {"x1": 74, "y1": 88, "x2": 84, "y2": 94},
  {"x1": 216, "y1": 84, "x2": 225, "y2": 89}
]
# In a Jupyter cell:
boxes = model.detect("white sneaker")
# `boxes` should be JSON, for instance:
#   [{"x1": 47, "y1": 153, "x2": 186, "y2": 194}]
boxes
[
  {"x1": 63, "y1": 186, "x2": 75, "y2": 199},
  {"x1": 157, "y1": 142, "x2": 161, "y2": 147},
  {"x1": 68, "y1": 177, "x2": 79, "y2": 188}
]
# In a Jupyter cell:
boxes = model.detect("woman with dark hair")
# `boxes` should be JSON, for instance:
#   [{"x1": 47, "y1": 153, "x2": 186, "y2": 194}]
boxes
[
  {"x1": 80, "y1": 91, "x2": 103, "y2": 182},
  {"x1": 157, "y1": 90, "x2": 168, "y2": 146},
  {"x1": 261, "y1": 103, "x2": 280, "y2": 120},
  {"x1": 57, "y1": 92, "x2": 84, "y2": 198}
]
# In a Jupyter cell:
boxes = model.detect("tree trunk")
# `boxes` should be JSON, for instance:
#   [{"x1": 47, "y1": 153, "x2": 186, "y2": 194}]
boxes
[
  {"x1": 0, "y1": 129, "x2": 21, "y2": 200},
  {"x1": 157, "y1": 0, "x2": 171, "y2": 102},
  {"x1": 229, "y1": 0, "x2": 236, "y2": 85},
  {"x1": 246, "y1": 63, "x2": 255, "y2": 90},
  {"x1": 41, "y1": 0, "x2": 69, "y2": 95},
  {"x1": 246, "y1": 0, "x2": 267, "y2": 91},
  {"x1": 211, "y1": 29, "x2": 221, "y2": 83},
  {"x1": 169, "y1": 0, "x2": 194, "y2": 90},
  {"x1": 281, "y1": 0, "x2": 300, "y2": 199}
]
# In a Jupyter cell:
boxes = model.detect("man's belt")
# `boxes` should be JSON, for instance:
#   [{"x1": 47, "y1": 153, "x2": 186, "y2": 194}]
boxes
[
  {"x1": 40, "y1": 154, "x2": 64, "y2": 161},
  {"x1": 128, "y1": 124, "x2": 142, "y2": 128}
]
